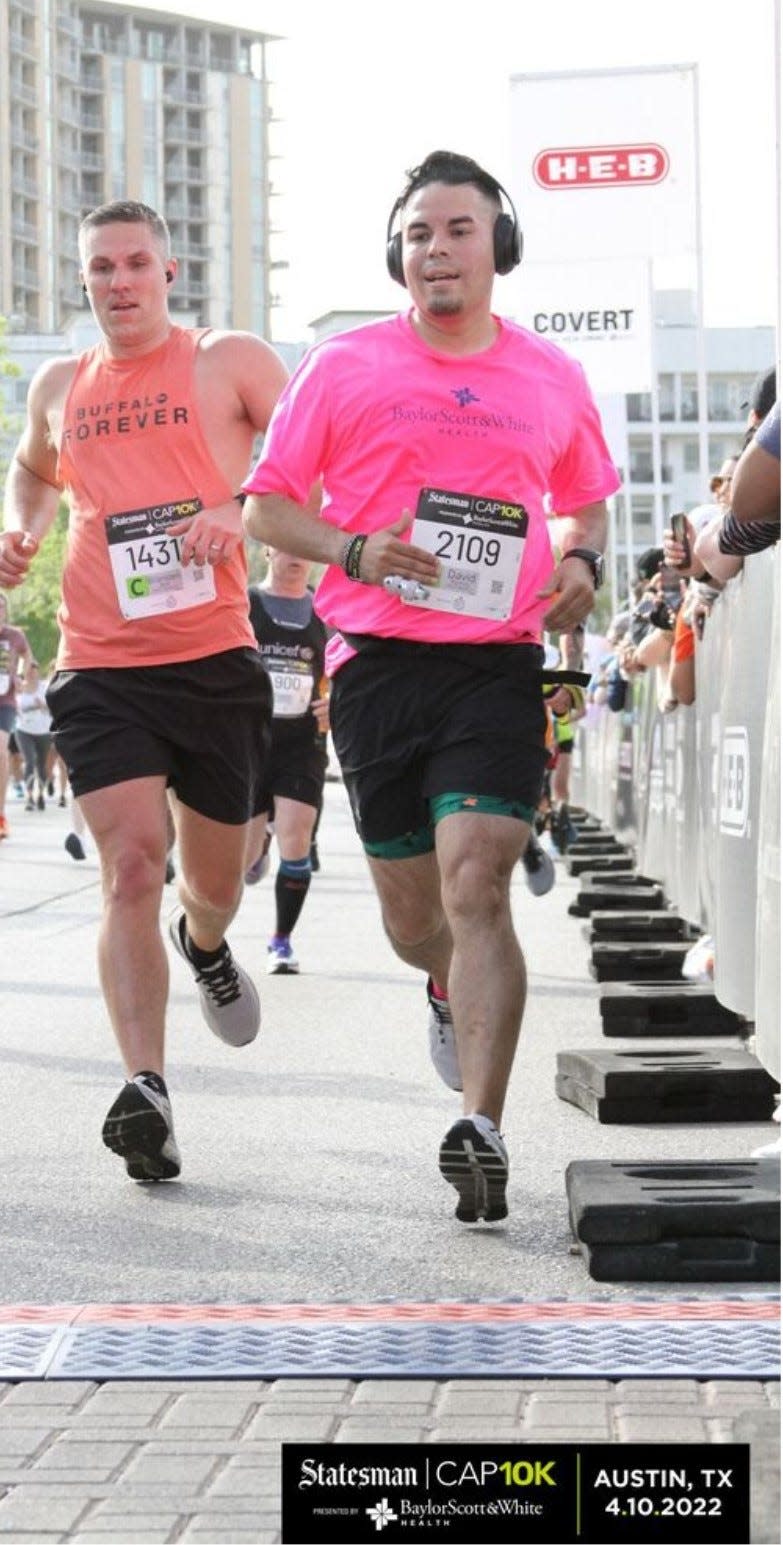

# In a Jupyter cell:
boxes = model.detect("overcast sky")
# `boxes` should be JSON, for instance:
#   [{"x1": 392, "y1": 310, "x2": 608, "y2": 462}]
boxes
[{"x1": 131, "y1": 0, "x2": 780, "y2": 342}]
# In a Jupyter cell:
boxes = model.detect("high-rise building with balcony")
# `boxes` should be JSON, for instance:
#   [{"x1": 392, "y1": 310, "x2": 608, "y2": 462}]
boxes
[{"x1": 0, "y1": 0, "x2": 281, "y2": 336}]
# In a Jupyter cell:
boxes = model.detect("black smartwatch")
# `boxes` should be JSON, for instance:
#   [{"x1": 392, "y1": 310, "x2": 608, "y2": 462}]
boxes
[{"x1": 561, "y1": 547, "x2": 605, "y2": 589}]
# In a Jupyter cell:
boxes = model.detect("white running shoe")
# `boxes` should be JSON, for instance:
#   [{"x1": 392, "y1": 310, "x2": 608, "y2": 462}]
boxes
[
  {"x1": 168, "y1": 908, "x2": 260, "y2": 1047},
  {"x1": 427, "y1": 978, "x2": 462, "y2": 1090},
  {"x1": 266, "y1": 936, "x2": 299, "y2": 975},
  {"x1": 521, "y1": 831, "x2": 556, "y2": 896}
]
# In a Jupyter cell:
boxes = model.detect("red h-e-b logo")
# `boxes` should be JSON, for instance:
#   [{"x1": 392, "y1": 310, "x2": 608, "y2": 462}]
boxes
[{"x1": 533, "y1": 144, "x2": 669, "y2": 189}]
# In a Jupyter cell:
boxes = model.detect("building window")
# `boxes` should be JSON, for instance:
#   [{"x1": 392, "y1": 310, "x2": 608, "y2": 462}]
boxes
[
  {"x1": 627, "y1": 392, "x2": 652, "y2": 422},
  {"x1": 681, "y1": 375, "x2": 699, "y2": 421},
  {"x1": 683, "y1": 440, "x2": 700, "y2": 473}
]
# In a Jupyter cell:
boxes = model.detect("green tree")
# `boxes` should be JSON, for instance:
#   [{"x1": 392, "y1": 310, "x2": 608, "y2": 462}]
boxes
[
  {"x1": 0, "y1": 316, "x2": 69, "y2": 664},
  {"x1": 9, "y1": 503, "x2": 70, "y2": 668}
]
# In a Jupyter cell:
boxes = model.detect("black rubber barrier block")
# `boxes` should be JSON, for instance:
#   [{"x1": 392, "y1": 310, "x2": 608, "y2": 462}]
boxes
[
  {"x1": 575, "y1": 1236, "x2": 780, "y2": 1282},
  {"x1": 566, "y1": 1158, "x2": 781, "y2": 1243},
  {"x1": 570, "y1": 881, "x2": 665, "y2": 916},
  {"x1": 585, "y1": 911, "x2": 697, "y2": 943},
  {"x1": 568, "y1": 834, "x2": 629, "y2": 851},
  {"x1": 566, "y1": 853, "x2": 636, "y2": 877},
  {"x1": 589, "y1": 940, "x2": 692, "y2": 981},
  {"x1": 600, "y1": 982, "x2": 744, "y2": 1037},
  {"x1": 582, "y1": 871, "x2": 661, "y2": 888},
  {"x1": 556, "y1": 1046, "x2": 779, "y2": 1123}
]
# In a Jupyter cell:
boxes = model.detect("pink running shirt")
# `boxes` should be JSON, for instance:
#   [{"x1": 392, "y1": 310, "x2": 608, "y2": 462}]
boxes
[{"x1": 244, "y1": 312, "x2": 620, "y2": 672}]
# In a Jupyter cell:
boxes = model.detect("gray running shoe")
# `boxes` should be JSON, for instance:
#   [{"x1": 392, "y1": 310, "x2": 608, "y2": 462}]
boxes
[
  {"x1": 102, "y1": 1074, "x2": 181, "y2": 1182},
  {"x1": 427, "y1": 978, "x2": 462, "y2": 1090},
  {"x1": 438, "y1": 1115, "x2": 509, "y2": 1222},
  {"x1": 521, "y1": 831, "x2": 556, "y2": 896},
  {"x1": 168, "y1": 907, "x2": 260, "y2": 1047}
]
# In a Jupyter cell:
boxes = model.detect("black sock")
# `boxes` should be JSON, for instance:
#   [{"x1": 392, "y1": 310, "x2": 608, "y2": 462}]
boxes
[
  {"x1": 179, "y1": 915, "x2": 225, "y2": 968},
  {"x1": 275, "y1": 860, "x2": 311, "y2": 937}
]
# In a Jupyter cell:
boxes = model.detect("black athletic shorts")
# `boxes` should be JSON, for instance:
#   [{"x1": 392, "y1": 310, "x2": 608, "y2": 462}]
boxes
[
  {"x1": 329, "y1": 636, "x2": 548, "y2": 848},
  {"x1": 265, "y1": 720, "x2": 328, "y2": 814},
  {"x1": 47, "y1": 647, "x2": 271, "y2": 825}
]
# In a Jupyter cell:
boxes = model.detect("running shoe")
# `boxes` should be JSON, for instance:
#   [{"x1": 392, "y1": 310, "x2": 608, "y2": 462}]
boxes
[
  {"x1": 427, "y1": 978, "x2": 461, "y2": 1091},
  {"x1": 438, "y1": 1115, "x2": 509, "y2": 1222},
  {"x1": 168, "y1": 907, "x2": 261, "y2": 1047},
  {"x1": 552, "y1": 803, "x2": 579, "y2": 855},
  {"x1": 245, "y1": 830, "x2": 272, "y2": 885},
  {"x1": 102, "y1": 1073, "x2": 181, "y2": 1182},
  {"x1": 36, "y1": 792, "x2": 45, "y2": 811},
  {"x1": 266, "y1": 935, "x2": 299, "y2": 975},
  {"x1": 0, "y1": 815, "x2": 9, "y2": 839},
  {"x1": 521, "y1": 831, "x2": 556, "y2": 896},
  {"x1": 244, "y1": 853, "x2": 269, "y2": 885},
  {"x1": 64, "y1": 832, "x2": 86, "y2": 861},
  {"x1": 24, "y1": 798, "x2": 35, "y2": 812}
]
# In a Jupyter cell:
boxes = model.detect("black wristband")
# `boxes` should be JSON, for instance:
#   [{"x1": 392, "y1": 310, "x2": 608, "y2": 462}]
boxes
[{"x1": 343, "y1": 534, "x2": 368, "y2": 581}]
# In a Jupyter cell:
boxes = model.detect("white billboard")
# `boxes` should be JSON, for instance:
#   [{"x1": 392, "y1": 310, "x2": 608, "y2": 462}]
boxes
[
  {"x1": 509, "y1": 64, "x2": 699, "y2": 264},
  {"x1": 511, "y1": 257, "x2": 653, "y2": 393}
]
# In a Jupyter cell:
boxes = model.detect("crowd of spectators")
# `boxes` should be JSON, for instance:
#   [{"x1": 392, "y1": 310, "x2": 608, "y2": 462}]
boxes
[{"x1": 590, "y1": 368, "x2": 779, "y2": 719}]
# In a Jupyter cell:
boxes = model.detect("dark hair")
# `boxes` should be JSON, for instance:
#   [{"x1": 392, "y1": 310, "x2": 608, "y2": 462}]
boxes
[
  {"x1": 396, "y1": 150, "x2": 503, "y2": 213},
  {"x1": 79, "y1": 200, "x2": 171, "y2": 256}
]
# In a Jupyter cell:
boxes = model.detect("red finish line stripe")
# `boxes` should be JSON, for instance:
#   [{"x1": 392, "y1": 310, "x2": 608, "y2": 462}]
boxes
[{"x1": 0, "y1": 1301, "x2": 777, "y2": 1325}]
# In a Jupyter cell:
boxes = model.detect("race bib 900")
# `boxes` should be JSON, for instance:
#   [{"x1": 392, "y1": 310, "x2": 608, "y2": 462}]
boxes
[
  {"x1": 406, "y1": 487, "x2": 529, "y2": 620},
  {"x1": 106, "y1": 497, "x2": 216, "y2": 620}
]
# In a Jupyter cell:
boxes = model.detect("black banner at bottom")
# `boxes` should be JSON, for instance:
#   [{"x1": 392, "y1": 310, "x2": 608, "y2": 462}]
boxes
[{"x1": 282, "y1": 1442, "x2": 750, "y2": 1544}]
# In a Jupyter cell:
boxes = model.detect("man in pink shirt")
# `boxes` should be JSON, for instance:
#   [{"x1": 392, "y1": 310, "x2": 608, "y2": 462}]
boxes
[{"x1": 243, "y1": 150, "x2": 620, "y2": 1224}]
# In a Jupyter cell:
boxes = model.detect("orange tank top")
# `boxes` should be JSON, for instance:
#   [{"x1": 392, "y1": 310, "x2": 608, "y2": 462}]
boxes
[{"x1": 55, "y1": 326, "x2": 255, "y2": 669}]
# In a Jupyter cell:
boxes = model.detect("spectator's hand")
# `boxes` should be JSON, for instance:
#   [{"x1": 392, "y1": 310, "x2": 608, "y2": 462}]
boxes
[
  {"x1": 357, "y1": 513, "x2": 441, "y2": 587},
  {"x1": 662, "y1": 516, "x2": 699, "y2": 576},
  {"x1": 539, "y1": 556, "x2": 595, "y2": 630},
  {"x1": 167, "y1": 499, "x2": 245, "y2": 567},
  {"x1": 0, "y1": 531, "x2": 40, "y2": 589}
]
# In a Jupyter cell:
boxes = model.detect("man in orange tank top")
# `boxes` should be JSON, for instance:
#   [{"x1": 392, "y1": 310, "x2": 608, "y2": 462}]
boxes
[{"x1": 0, "y1": 201, "x2": 289, "y2": 1183}]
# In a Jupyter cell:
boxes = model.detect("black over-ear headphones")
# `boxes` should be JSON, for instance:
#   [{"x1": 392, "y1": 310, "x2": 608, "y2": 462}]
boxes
[{"x1": 386, "y1": 176, "x2": 523, "y2": 286}]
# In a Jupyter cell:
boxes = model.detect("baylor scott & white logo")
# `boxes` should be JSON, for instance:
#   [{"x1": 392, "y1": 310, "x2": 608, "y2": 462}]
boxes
[{"x1": 366, "y1": 1498, "x2": 398, "y2": 1533}]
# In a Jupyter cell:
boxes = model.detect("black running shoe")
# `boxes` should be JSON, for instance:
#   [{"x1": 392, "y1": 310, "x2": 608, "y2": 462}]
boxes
[
  {"x1": 64, "y1": 832, "x2": 86, "y2": 861},
  {"x1": 102, "y1": 1074, "x2": 181, "y2": 1182},
  {"x1": 552, "y1": 803, "x2": 578, "y2": 854},
  {"x1": 438, "y1": 1117, "x2": 509, "y2": 1222}
]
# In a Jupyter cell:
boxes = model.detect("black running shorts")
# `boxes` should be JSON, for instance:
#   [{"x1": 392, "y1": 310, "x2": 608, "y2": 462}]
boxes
[
  {"x1": 47, "y1": 648, "x2": 271, "y2": 825},
  {"x1": 329, "y1": 637, "x2": 548, "y2": 847},
  {"x1": 265, "y1": 720, "x2": 328, "y2": 813}
]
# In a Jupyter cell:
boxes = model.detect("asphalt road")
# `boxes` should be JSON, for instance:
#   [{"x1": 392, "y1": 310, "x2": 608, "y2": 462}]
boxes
[{"x1": 0, "y1": 782, "x2": 775, "y2": 1305}]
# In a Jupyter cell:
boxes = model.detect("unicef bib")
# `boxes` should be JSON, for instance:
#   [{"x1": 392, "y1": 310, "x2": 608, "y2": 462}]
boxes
[
  {"x1": 106, "y1": 497, "x2": 216, "y2": 621},
  {"x1": 267, "y1": 654, "x2": 314, "y2": 718},
  {"x1": 405, "y1": 487, "x2": 528, "y2": 620}
]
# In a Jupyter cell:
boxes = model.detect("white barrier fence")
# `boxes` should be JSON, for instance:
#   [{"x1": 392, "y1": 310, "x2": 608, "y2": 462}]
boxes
[{"x1": 571, "y1": 550, "x2": 780, "y2": 1079}]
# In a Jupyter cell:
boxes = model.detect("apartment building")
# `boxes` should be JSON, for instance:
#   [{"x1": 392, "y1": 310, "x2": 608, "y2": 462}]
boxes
[
  {"x1": 0, "y1": 0, "x2": 281, "y2": 337},
  {"x1": 617, "y1": 291, "x2": 775, "y2": 563}
]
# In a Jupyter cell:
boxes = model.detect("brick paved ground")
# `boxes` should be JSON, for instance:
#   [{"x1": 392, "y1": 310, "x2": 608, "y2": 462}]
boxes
[{"x1": 0, "y1": 1377, "x2": 777, "y2": 1542}]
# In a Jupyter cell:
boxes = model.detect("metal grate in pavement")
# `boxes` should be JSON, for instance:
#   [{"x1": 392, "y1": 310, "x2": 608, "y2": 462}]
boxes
[
  {"x1": 23, "y1": 1317, "x2": 780, "y2": 1381},
  {"x1": 0, "y1": 1326, "x2": 69, "y2": 1378}
]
